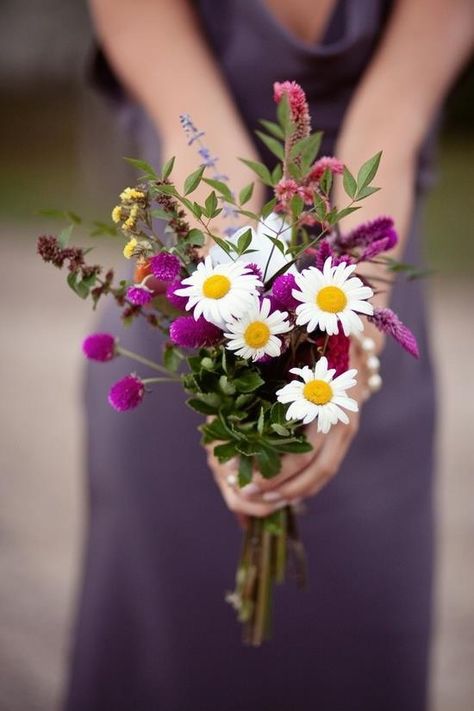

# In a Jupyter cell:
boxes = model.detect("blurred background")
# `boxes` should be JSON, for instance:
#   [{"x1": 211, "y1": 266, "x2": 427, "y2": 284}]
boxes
[{"x1": 0, "y1": 2, "x2": 472, "y2": 710}]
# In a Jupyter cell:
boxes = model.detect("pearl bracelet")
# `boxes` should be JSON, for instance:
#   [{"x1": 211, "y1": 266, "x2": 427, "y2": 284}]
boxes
[{"x1": 352, "y1": 333, "x2": 383, "y2": 396}]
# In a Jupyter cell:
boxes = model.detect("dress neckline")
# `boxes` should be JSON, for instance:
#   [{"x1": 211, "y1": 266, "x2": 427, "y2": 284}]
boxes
[{"x1": 254, "y1": 0, "x2": 360, "y2": 58}]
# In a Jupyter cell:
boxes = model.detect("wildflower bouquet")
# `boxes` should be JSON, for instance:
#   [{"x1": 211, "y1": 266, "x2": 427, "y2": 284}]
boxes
[{"x1": 38, "y1": 82, "x2": 419, "y2": 645}]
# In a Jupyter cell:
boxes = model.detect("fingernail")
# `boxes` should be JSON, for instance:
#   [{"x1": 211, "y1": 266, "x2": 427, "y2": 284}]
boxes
[
  {"x1": 271, "y1": 500, "x2": 288, "y2": 511},
  {"x1": 240, "y1": 482, "x2": 260, "y2": 498},
  {"x1": 262, "y1": 491, "x2": 282, "y2": 502}
]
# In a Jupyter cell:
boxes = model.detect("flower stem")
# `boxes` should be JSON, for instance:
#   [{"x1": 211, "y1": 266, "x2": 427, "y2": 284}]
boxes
[
  {"x1": 117, "y1": 346, "x2": 179, "y2": 378},
  {"x1": 142, "y1": 377, "x2": 179, "y2": 385}
]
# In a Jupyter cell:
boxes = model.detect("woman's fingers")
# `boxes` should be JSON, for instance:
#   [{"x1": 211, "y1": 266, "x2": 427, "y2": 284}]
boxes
[{"x1": 275, "y1": 415, "x2": 359, "y2": 501}]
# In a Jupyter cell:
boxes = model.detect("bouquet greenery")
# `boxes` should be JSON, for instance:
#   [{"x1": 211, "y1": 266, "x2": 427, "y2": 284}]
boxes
[{"x1": 38, "y1": 81, "x2": 418, "y2": 645}]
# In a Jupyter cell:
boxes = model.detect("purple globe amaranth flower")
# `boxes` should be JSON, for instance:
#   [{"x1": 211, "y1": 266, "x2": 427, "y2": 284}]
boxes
[
  {"x1": 368, "y1": 307, "x2": 419, "y2": 358},
  {"x1": 338, "y1": 216, "x2": 398, "y2": 251},
  {"x1": 82, "y1": 332, "x2": 116, "y2": 362},
  {"x1": 108, "y1": 374, "x2": 145, "y2": 412},
  {"x1": 170, "y1": 315, "x2": 222, "y2": 348},
  {"x1": 166, "y1": 280, "x2": 188, "y2": 310},
  {"x1": 150, "y1": 252, "x2": 181, "y2": 282},
  {"x1": 127, "y1": 285, "x2": 153, "y2": 306},
  {"x1": 272, "y1": 274, "x2": 299, "y2": 310}
]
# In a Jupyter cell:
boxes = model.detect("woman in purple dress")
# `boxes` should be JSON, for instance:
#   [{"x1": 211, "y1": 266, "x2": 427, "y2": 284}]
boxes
[{"x1": 66, "y1": 1, "x2": 472, "y2": 709}]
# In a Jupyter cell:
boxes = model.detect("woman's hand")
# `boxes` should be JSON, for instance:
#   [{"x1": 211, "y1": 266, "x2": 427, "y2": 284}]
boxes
[{"x1": 206, "y1": 331, "x2": 383, "y2": 519}]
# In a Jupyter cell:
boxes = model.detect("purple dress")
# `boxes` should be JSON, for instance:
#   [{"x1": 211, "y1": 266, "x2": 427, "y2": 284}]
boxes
[{"x1": 66, "y1": 2, "x2": 436, "y2": 709}]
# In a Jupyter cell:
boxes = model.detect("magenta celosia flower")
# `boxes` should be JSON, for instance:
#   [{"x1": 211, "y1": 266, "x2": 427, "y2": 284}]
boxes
[
  {"x1": 169, "y1": 316, "x2": 222, "y2": 348},
  {"x1": 150, "y1": 252, "x2": 181, "y2": 282},
  {"x1": 108, "y1": 374, "x2": 145, "y2": 412},
  {"x1": 338, "y1": 217, "x2": 398, "y2": 251},
  {"x1": 359, "y1": 237, "x2": 395, "y2": 261},
  {"x1": 308, "y1": 156, "x2": 344, "y2": 182},
  {"x1": 166, "y1": 280, "x2": 188, "y2": 309},
  {"x1": 314, "y1": 239, "x2": 353, "y2": 270},
  {"x1": 272, "y1": 273, "x2": 299, "y2": 310},
  {"x1": 273, "y1": 81, "x2": 309, "y2": 124},
  {"x1": 82, "y1": 332, "x2": 116, "y2": 362},
  {"x1": 275, "y1": 178, "x2": 300, "y2": 202},
  {"x1": 368, "y1": 307, "x2": 419, "y2": 358},
  {"x1": 127, "y1": 285, "x2": 153, "y2": 306}
]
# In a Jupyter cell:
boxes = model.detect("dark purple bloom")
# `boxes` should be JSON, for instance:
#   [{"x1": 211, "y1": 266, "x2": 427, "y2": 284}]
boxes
[
  {"x1": 314, "y1": 239, "x2": 353, "y2": 270},
  {"x1": 108, "y1": 374, "x2": 145, "y2": 412},
  {"x1": 338, "y1": 217, "x2": 398, "y2": 251},
  {"x1": 127, "y1": 285, "x2": 153, "y2": 306},
  {"x1": 272, "y1": 274, "x2": 298, "y2": 309},
  {"x1": 82, "y1": 333, "x2": 116, "y2": 362},
  {"x1": 359, "y1": 237, "x2": 395, "y2": 261},
  {"x1": 150, "y1": 252, "x2": 181, "y2": 282},
  {"x1": 368, "y1": 307, "x2": 419, "y2": 358},
  {"x1": 169, "y1": 316, "x2": 222, "y2": 348},
  {"x1": 166, "y1": 280, "x2": 188, "y2": 309}
]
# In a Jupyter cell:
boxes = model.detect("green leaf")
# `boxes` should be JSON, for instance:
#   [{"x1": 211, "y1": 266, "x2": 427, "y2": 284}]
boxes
[
  {"x1": 204, "y1": 190, "x2": 218, "y2": 217},
  {"x1": 200, "y1": 418, "x2": 229, "y2": 443},
  {"x1": 271, "y1": 163, "x2": 283, "y2": 185},
  {"x1": 235, "y1": 439, "x2": 261, "y2": 456},
  {"x1": 356, "y1": 185, "x2": 380, "y2": 200},
  {"x1": 161, "y1": 156, "x2": 175, "y2": 180},
  {"x1": 239, "y1": 158, "x2": 273, "y2": 187},
  {"x1": 255, "y1": 446, "x2": 281, "y2": 478},
  {"x1": 237, "y1": 228, "x2": 253, "y2": 255},
  {"x1": 319, "y1": 168, "x2": 333, "y2": 195},
  {"x1": 124, "y1": 156, "x2": 157, "y2": 178},
  {"x1": 335, "y1": 206, "x2": 361, "y2": 221},
  {"x1": 264, "y1": 234, "x2": 285, "y2": 255},
  {"x1": 58, "y1": 223, "x2": 74, "y2": 248},
  {"x1": 185, "y1": 228, "x2": 205, "y2": 246},
  {"x1": 154, "y1": 182, "x2": 178, "y2": 196},
  {"x1": 261, "y1": 197, "x2": 278, "y2": 219},
  {"x1": 235, "y1": 394, "x2": 254, "y2": 409},
  {"x1": 290, "y1": 193, "x2": 304, "y2": 217},
  {"x1": 163, "y1": 345, "x2": 181, "y2": 372},
  {"x1": 90, "y1": 221, "x2": 117, "y2": 237},
  {"x1": 66, "y1": 271, "x2": 89, "y2": 299},
  {"x1": 273, "y1": 440, "x2": 313, "y2": 454},
  {"x1": 290, "y1": 131, "x2": 323, "y2": 168},
  {"x1": 238, "y1": 456, "x2": 253, "y2": 487},
  {"x1": 219, "y1": 375, "x2": 236, "y2": 396},
  {"x1": 184, "y1": 166, "x2": 205, "y2": 195},
  {"x1": 277, "y1": 94, "x2": 291, "y2": 132},
  {"x1": 187, "y1": 398, "x2": 218, "y2": 415},
  {"x1": 255, "y1": 130, "x2": 284, "y2": 160},
  {"x1": 239, "y1": 182, "x2": 254, "y2": 205},
  {"x1": 313, "y1": 192, "x2": 327, "y2": 220},
  {"x1": 342, "y1": 167, "x2": 357, "y2": 199},
  {"x1": 203, "y1": 178, "x2": 234, "y2": 203},
  {"x1": 356, "y1": 151, "x2": 382, "y2": 192},
  {"x1": 190, "y1": 202, "x2": 203, "y2": 219},
  {"x1": 259, "y1": 119, "x2": 284, "y2": 140},
  {"x1": 214, "y1": 441, "x2": 238, "y2": 463},
  {"x1": 233, "y1": 371, "x2": 265, "y2": 393},
  {"x1": 211, "y1": 235, "x2": 233, "y2": 254},
  {"x1": 38, "y1": 208, "x2": 82, "y2": 224},
  {"x1": 271, "y1": 423, "x2": 290, "y2": 437},
  {"x1": 257, "y1": 406, "x2": 265, "y2": 435}
]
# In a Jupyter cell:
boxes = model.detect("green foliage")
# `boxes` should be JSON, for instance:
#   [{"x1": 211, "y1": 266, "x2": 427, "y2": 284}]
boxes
[
  {"x1": 239, "y1": 158, "x2": 273, "y2": 187},
  {"x1": 255, "y1": 130, "x2": 285, "y2": 161},
  {"x1": 183, "y1": 166, "x2": 205, "y2": 195},
  {"x1": 239, "y1": 182, "x2": 254, "y2": 205},
  {"x1": 124, "y1": 157, "x2": 158, "y2": 179}
]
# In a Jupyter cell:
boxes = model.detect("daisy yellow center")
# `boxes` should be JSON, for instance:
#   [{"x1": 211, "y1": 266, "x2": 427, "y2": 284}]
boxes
[
  {"x1": 244, "y1": 321, "x2": 271, "y2": 348},
  {"x1": 202, "y1": 274, "x2": 231, "y2": 299},
  {"x1": 316, "y1": 286, "x2": 347, "y2": 313},
  {"x1": 303, "y1": 379, "x2": 333, "y2": 405}
]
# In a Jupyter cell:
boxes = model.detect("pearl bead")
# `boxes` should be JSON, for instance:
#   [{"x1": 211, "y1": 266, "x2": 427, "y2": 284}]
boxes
[
  {"x1": 367, "y1": 355, "x2": 380, "y2": 371},
  {"x1": 368, "y1": 373, "x2": 383, "y2": 392},
  {"x1": 362, "y1": 337, "x2": 376, "y2": 352}
]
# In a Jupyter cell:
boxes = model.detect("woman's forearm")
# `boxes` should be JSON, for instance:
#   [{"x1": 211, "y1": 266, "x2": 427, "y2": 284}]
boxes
[
  {"x1": 88, "y1": 0, "x2": 262, "y2": 207},
  {"x1": 335, "y1": 0, "x2": 473, "y2": 307}
]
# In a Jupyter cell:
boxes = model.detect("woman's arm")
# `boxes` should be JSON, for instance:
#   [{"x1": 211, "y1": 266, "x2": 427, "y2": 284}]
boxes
[
  {"x1": 88, "y1": 0, "x2": 263, "y2": 213},
  {"x1": 221, "y1": 0, "x2": 473, "y2": 511}
]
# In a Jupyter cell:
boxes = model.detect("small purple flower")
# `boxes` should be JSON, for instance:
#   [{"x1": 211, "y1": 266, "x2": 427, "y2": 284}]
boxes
[
  {"x1": 150, "y1": 252, "x2": 181, "y2": 282},
  {"x1": 169, "y1": 316, "x2": 222, "y2": 348},
  {"x1": 272, "y1": 274, "x2": 298, "y2": 309},
  {"x1": 338, "y1": 216, "x2": 398, "y2": 251},
  {"x1": 368, "y1": 307, "x2": 419, "y2": 358},
  {"x1": 166, "y1": 280, "x2": 188, "y2": 309},
  {"x1": 245, "y1": 263, "x2": 263, "y2": 281},
  {"x1": 108, "y1": 374, "x2": 145, "y2": 412},
  {"x1": 359, "y1": 236, "x2": 395, "y2": 261},
  {"x1": 82, "y1": 333, "x2": 116, "y2": 362},
  {"x1": 127, "y1": 285, "x2": 153, "y2": 306}
]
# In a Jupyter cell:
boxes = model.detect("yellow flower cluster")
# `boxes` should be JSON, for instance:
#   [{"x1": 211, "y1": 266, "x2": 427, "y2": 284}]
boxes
[
  {"x1": 111, "y1": 185, "x2": 149, "y2": 257},
  {"x1": 123, "y1": 237, "x2": 138, "y2": 259},
  {"x1": 120, "y1": 187, "x2": 145, "y2": 202}
]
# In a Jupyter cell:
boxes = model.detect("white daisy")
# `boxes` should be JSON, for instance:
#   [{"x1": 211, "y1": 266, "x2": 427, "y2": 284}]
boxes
[
  {"x1": 292, "y1": 257, "x2": 374, "y2": 336},
  {"x1": 209, "y1": 213, "x2": 296, "y2": 281},
  {"x1": 224, "y1": 297, "x2": 291, "y2": 361},
  {"x1": 175, "y1": 255, "x2": 262, "y2": 327},
  {"x1": 276, "y1": 357, "x2": 358, "y2": 433}
]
